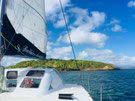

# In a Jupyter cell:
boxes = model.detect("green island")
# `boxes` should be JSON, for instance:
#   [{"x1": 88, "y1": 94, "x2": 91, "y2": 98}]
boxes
[{"x1": 6, "y1": 59, "x2": 120, "y2": 71}]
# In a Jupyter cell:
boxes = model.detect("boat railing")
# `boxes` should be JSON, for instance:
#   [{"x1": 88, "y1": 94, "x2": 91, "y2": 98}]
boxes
[
  {"x1": 100, "y1": 85, "x2": 113, "y2": 101},
  {"x1": 79, "y1": 76, "x2": 113, "y2": 101},
  {"x1": 100, "y1": 85, "x2": 103, "y2": 101}
]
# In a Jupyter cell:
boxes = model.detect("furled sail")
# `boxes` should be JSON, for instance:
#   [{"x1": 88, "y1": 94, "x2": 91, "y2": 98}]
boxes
[{"x1": 1, "y1": 0, "x2": 47, "y2": 59}]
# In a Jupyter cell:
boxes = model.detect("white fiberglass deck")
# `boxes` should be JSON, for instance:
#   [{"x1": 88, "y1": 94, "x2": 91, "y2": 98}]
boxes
[
  {"x1": 0, "y1": 84, "x2": 93, "y2": 101},
  {"x1": 0, "y1": 68, "x2": 93, "y2": 101}
]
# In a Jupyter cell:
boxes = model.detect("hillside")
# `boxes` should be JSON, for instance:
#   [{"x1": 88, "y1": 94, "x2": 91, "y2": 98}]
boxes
[{"x1": 6, "y1": 59, "x2": 120, "y2": 71}]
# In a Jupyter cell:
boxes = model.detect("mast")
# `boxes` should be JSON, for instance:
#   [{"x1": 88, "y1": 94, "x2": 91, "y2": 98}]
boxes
[
  {"x1": 0, "y1": 0, "x2": 6, "y2": 62},
  {"x1": 0, "y1": 0, "x2": 6, "y2": 92}
]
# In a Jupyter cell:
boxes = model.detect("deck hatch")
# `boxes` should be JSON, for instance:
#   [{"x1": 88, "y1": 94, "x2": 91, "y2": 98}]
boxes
[
  {"x1": 7, "y1": 71, "x2": 18, "y2": 79},
  {"x1": 59, "y1": 94, "x2": 73, "y2": 100},
  {"x1": 26, "y1": 70, "x2": 45, "y2": 77}
]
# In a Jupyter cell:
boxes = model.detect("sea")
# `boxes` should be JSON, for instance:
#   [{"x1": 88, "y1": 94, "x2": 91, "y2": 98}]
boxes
[{"x1": 60, "y1": 69, "x2": 135, "y2": 101}]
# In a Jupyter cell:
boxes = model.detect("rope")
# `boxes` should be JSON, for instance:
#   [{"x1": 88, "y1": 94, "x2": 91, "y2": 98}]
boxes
[
  {"x1": 59, "y1": 0, "x2": 77, "y2": 66},
  {"x1": 0, "y1": 32, "x2": 26, "y2": 56},
  {"x1": 2, "y1": 33, "x2": 16, "y2": 57},
  {"x1": 58, "y1": 0, "x2": 82, "y2": 80},
  {"x1": 0, "y1": 32, "x2": 44, "y2": 59}
]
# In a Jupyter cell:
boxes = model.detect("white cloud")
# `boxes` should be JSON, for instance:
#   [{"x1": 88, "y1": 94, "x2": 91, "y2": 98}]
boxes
[
  {"x1": 46, "y1": 41, "x2": 61, "y2": 56},
  {"x1": 108, "y1": 18, "x2": 120, "y2": 25},
  {"x1": 128, "y1": 1, "x2": 135, "y2": 7},
  {"x1": 54, "y1": 18, "x2": 65, "y2": 28},
  {"x1": 69, "y1": 8, "x2": 106, "y2": 30},
  {"x1": 133, "y1": 14, "x2": 135, "y2": 18},
  {"x1": 54, "y1": 13, "x2": 68, "y2": 28},
  {"x1": 79, "y1": 48, "x2": 115, "y2": 60},
  {"x1": 111, "y1": 24, "x2": 122, "y2": 32},
  {"x1": 2, "y1": 57, "x2": 30, "y2": 67},
  {"x1": 46, "y1": 42, "x2": 52, "y2": 53},
  {"x1": 47, "y1": 46, "x2": 72, "y2": 59},
  {"x1": 88, "y1": 11, "x2": 106, "y2": 29},
  {"x1": 63, "y1": 57, "x2": 70, "y2": 60},
  {"x1": 45, "y1": 0, "x2": 70, "y2": 16},
  {"x1": 45, "y1": 0, "x2": 70, "y2": 27},
  {"x1": 107, "y1": 18, "x2": 123, "y2": 32},
  {"x1": 69, "y1": 7, "x2": 89, "y2": 26},
  {"x1": 78, "y1": 51, "x2": 88, "y2": 59},
  {"x1": 78, "y1": 48, "x2": 135, "y2": 67},
  {"x1": 58, "y1": 7, "x2": 107, "y2": 48},
  {"x1": 61, "y1": 31, "x2": 108, "y2": 48}
]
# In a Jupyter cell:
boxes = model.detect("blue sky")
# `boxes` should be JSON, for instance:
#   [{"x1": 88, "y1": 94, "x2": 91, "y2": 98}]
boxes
[{"x1": 2, "y1": 0, "x2": 135, "y2": 68}]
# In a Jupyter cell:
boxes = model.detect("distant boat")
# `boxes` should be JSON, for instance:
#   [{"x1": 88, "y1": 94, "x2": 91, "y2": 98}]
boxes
[{"x1": 0, "y1": 0, "x2": 93, "y2": 101}]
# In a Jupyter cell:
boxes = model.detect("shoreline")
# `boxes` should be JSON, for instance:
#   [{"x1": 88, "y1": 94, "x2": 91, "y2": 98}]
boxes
[
  {"x1": 58, "y1": 68, "x2": 120, "y2": 72},
  {"x1": 83, "y1": 67, "x2": 120, "y2": 71}
]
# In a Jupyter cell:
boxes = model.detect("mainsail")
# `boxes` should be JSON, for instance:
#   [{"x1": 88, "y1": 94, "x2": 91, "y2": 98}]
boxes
[
  {"x1": 0, "y1": 0, "x2": 47, "y2": 92},
  {"x1": 1, "y1": 0, "x2": 47, "y2": 59}
]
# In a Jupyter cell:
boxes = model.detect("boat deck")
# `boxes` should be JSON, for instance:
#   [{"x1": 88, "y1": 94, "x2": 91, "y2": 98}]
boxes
[{"x1": 0, "y1": 84, "x2": 93, "y2": 101}]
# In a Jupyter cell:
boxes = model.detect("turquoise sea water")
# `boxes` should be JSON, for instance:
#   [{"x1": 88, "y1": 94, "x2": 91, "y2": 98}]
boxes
[{"x1": 60, "y1": 69, "x2": 135, "y2": 101}]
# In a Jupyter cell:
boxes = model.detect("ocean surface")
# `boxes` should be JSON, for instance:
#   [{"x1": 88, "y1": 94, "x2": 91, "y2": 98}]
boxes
[{"x1": 60, "y1": 69, "x2": 135, "y2": 101}]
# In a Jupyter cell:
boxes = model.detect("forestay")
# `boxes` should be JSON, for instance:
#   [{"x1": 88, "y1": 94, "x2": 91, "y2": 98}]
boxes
[{"x1": 1, "y1": 0, "x2": 47, "y2": 59}]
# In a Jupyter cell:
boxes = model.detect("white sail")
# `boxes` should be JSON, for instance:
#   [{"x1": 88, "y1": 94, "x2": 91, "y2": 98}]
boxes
[
  {"x1": 4, "y1": 0, "x2": 47, "y2": 58},
  {"x1": 0, "y1": 0, "x2": 47, "y2": 92}
]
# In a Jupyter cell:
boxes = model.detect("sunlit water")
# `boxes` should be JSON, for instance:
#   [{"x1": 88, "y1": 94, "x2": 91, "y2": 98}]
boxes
[{"x1": 60, "y1": 69, "x2": 135, "y2": 101}]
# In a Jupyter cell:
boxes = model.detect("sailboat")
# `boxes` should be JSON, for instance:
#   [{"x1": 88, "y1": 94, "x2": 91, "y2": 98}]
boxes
[{"x1": 0, "y1": 0, "x2": 93, "y2": 101}]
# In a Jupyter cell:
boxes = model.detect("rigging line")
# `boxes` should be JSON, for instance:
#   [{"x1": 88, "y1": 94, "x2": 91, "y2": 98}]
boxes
[
  {"x1": 22, "y1": 0, "x2": 47, "y2": 32},
  {"x1": 0, "y1": 32, "x2": 42, "y2": 59},
  {"x1": 58, "y1": 0, "x2": 79, "y2": 69},
  {"x1": 2, "y1": 32, "x2": 16, "y2": 57},
  {"x1": 0, "y1": 32, "x2": 26, "y2": 57}
]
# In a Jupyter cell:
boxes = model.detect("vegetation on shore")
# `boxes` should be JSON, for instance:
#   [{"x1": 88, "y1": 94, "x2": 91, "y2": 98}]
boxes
[{"x1": 6, "y1": 59, "x2": 120, "y2": 71}]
